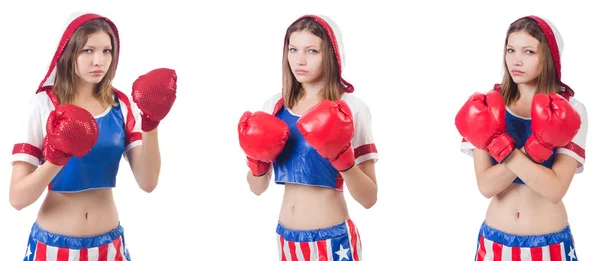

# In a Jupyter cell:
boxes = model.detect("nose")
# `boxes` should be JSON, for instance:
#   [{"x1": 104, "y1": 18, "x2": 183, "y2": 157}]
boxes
[
  {"x1": 512, "y1": 54, "x2": 523, "y2": 66},
  {"x1": 295, "y1": 52, "x2": 306, "y2": 66},
  {"x1": 93, "y1": 51, "x2": 105, "y2": 66}
]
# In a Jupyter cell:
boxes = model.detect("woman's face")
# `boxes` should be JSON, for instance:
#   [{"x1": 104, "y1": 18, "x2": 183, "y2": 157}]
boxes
[
  {"x1": 75, "y1": 31, "x2": 113, "y2": 86},
  {"x1": 505, "y1": 30, "x2": 542, "y2": 86},
  {"x1": 287, "y1": 30, "x2": 324, "y2": 85}
]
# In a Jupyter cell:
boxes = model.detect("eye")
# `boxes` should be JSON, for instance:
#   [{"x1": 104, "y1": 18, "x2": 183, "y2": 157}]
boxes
[
  {"x1": 525, "y1": 50, "x2": 535, "y2": 54},
  {"x1": 308, "y1": 49, "x2": 319, "y2": 54},
  {"x1": 289, "y1": 47, "x2": 297, "y2": 52},
  {"x1": 506, "y1": 48, "x2": 514, "y2": 53},
  {"x1": 104, "y1": 49, "x2": 112, "y2": 53},
  {"x1": 82, "y1": 49, "x2": 93, "y2": 53}
]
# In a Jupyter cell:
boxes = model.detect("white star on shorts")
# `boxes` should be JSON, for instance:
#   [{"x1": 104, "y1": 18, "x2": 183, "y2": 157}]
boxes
[
  {"x1": 568, "y1": 246, "x2": 576, "y2": 261},
  {"x1": 335, "y1": 244, "x2": 350, "y2": 261},
  {"x1": 25, "y1": 243, "x2": 32, "y2": 259}
]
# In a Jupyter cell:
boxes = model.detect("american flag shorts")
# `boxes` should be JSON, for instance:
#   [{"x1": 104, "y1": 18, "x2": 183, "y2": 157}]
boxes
[
  {"x1": 475, "y1": 221, "x2": 577, "y2": 261},
  {"x1": 276, "y1": 219, "x2": 362, "y2": 261},
  {"x1": 23, "y1": 222, "x2": 131, "y2": 261}
]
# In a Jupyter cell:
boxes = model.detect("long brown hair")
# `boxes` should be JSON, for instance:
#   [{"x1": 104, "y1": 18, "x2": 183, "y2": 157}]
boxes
[
  {"x1": 282, "y1": 17, "x2": 343, "y2": 109},
  {"x1": 499, "y1": 17, "x2": 560, "y2": 105},
  {"x1": 54, "y1": 18, "x2": 118, "y2": 106}
]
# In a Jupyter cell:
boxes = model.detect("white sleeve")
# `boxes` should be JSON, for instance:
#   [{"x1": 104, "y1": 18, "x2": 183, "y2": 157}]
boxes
[
  {"x1": 261, "y1": 93, "x2": 283, "y2": 114},
  {"x1": 118, "y1": 94, "x2": 143, "y2": 161},
  {"x1": 460, "y1": 138, "x2": 476, "y2": 157},
  {"x1": 11, "y1": 94, "x2": 47, "y2": 166},
  {"x1": 350, "y1": 102, "x2": 378, "y2": 165},
  {"x1": 556, "y1": 98, "x2": 587, "y2": 173}
]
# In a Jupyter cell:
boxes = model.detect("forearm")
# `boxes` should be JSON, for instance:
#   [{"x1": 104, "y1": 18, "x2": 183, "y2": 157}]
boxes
[
  {"x1": 247, "y1": 168, "x2": 271, "y2": 196},
  {"x1": 133, "y1": 129, "x2": 161, "y2": 192},
  {"x1": 504, "y1": 148, "x2": 567, "y2": 203},
  {"x1": 10, "y1": 162, "x2": 63, "y2": 210},
  {"x1": 475, "y1": 163, "x2": 517, "y2": 198},
  {"x1": 341, "y1": 164, "x2": 377, "y2": 209}
]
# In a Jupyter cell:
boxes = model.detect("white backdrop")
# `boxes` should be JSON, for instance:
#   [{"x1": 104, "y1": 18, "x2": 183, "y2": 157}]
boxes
[{"x1": 0, "y1": 0, "x2": 598, "y2": 260}]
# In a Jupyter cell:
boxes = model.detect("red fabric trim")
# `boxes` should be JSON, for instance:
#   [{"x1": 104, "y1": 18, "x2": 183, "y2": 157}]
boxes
[
  {"x1": 354, "y1": 144, "x2": 377, "y2": 159},
  {"x1": 112, "y1": 88, "x2": 137, "y2": 145},
  {"x1": 562, "y1": 141, "x2": 585, "y2": 159},
  {"x1": 12, "y1": 143, "x2": 43, "y2": 161},
  {"x1": 272, "y1": 98, "x2": 285, "y2": 115}
]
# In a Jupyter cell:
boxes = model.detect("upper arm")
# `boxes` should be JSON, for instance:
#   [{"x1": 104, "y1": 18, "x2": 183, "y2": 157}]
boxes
[
  {"x1": 125, "y1": 146, "x2": 142, "y2": 171},
  {"x1": 10, "y1": 94, "x2": 48, "y2": 183},
  {"x1": 357, "y1": 159, "x2": 376, "y2": 184},
  {"x1": 11, "y1": 94, "x2": 47, "y2": 168},
  {"x1": 351, "y1": 102, "x2": 378, "y2": 165},
  {"x1": 11, "y1": 161, "x2": 37, "y2": 184}
]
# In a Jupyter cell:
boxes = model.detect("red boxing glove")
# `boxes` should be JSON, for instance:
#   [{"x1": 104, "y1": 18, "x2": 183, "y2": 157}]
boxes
[
  {"x1": 238, "y1": 111, "x2": 290, "y2": 176},
  {"x1": 455, "y1": 91, "x2": 515, "y2": 163},
  {"x1": 43, "y1": 104, "x2": 99, "y2": 166},
  {"x1": 297, "y1": 100, "x2": 355, "y2": 172},
  {"x1": 524, "y1": 93, "x2": 581, "y2": 163},
  {"x1": 131, "y1": 68, "x2": 177, "y2": 132}
]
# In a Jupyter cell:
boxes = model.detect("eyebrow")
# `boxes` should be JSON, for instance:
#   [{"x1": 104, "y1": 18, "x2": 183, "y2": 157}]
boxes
[
  {"x1": 288, "y1": 44, "x2": 319, "y2": 49},
  {"x1": 83, "y1": 45, "x2": 112, "y2": 49},
  {"x1": 506, "y1": 44, "x2": 536, "y2": 49}
]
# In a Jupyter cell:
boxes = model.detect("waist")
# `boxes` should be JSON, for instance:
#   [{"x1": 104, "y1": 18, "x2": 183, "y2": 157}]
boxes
[
  {"x1": 28, "y1": 221, "x2": 125, "y2": 250},
  {"x1": 276, "y1": 218, "x2": 359, "y2": 242},
  {"x1": 478, "y1": 221, "x2": 573, "y2": 247},
  {"x1": 485, "y1": 184, "x2": 568, "y2": 235},
  {"x1": 278, "y1": 184, "x2": 348, "y2": 230},
  {"x1": 36, "y1": 189, "x2": 119, "y2": 236}
]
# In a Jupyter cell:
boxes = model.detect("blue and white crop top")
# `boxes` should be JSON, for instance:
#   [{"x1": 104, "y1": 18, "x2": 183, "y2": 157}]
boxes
[
  {"x1": 262, "y1": 93, "x2": 379, "y2": 191},
  {"x1": 11, "y1": 88, "x2": 143, "y2": 192},
  {"x1": 460, "y1": 97, "x2": 588, "y2": 184}
]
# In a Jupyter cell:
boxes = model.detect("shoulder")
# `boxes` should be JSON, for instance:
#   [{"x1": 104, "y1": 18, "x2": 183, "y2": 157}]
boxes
[
  {"x1": 568, "y1": 97, "x2": 587, "y2": 116},
  {"x1": 28, "y1": 91, "x2": 55, "y2": 112},
  {"x1": 340, "y1": 93, "x2": 369, "y2": 115},
  {"x1": 111, "y1": 87, "x2": 132, "y2": 104},
  {"x1": 260, "y1": 93, "x2": 283, "y2": 113},
  {"x1": 265, "y1": 92, "x2": 283, "y2": 104}
]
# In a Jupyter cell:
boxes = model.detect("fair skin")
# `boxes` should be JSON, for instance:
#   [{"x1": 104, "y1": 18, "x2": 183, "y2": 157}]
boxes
[
  {"x1": 9, "y1": 31, "x2": 161, "y2": 236},
  {"x1": 246, "y1": 30, "x2": 377, "y2": 230},
  {"x1": 473, "y1": 30, "x2": 578, "y2": 234}
]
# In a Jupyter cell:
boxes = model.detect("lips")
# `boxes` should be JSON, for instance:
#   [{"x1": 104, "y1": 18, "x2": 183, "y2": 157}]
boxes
[
  {"x1": 511, "y1": 69, "x2": 524, "y2": 75},
  {"x1": 90, "y1": 70, "x2": 104, "y2": 74},
  {"x1": 295, "y1": 69, "x2": 308, "y2": 75}
]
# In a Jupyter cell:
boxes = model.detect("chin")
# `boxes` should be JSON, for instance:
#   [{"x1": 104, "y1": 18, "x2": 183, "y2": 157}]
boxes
[
  {"x1": 510, "y1": 76, "x2": 530, "y2": 85},
  {"x1": 294, "y1": 76, "x2": 316, "y2": 84},
  {"x1": 84, "y1": 78, "x2": 103, "y2": 84}
]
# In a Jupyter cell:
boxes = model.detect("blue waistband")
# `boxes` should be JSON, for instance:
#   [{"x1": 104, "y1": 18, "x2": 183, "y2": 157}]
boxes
[
  {"x1": 29, "y1": 222, "x2": 125, "y2": 249},
  {"x1": 479, "y1": 221, "x2": 572, "y2": 247},
  {"x1": 276, "y1": 220, "x2": 349, "y2": 242}
]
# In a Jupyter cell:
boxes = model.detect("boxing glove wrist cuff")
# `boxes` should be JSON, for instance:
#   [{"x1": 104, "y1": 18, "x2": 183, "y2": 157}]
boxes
[
  {"x1": 247, "y1": 157, "x2": 271, "y2": 177},
  {"x1": 330, "y1": 146, "x2": 355, "y2": 172},
  {"x1": 524, "y1": 136, "x2": 553, "y2": 164},
  {"x1": 338, "y1": 163, "x2": 355, "y2": 173},
  {"x1": 487, "y1": 132, "x2": 516, "y2": 163},
  {"x1": 43, "y1": 150, "x2": 69, "y2": 166},
  {"x1": 141, "y1": 114, "x2": 160, "y2": 132}
]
